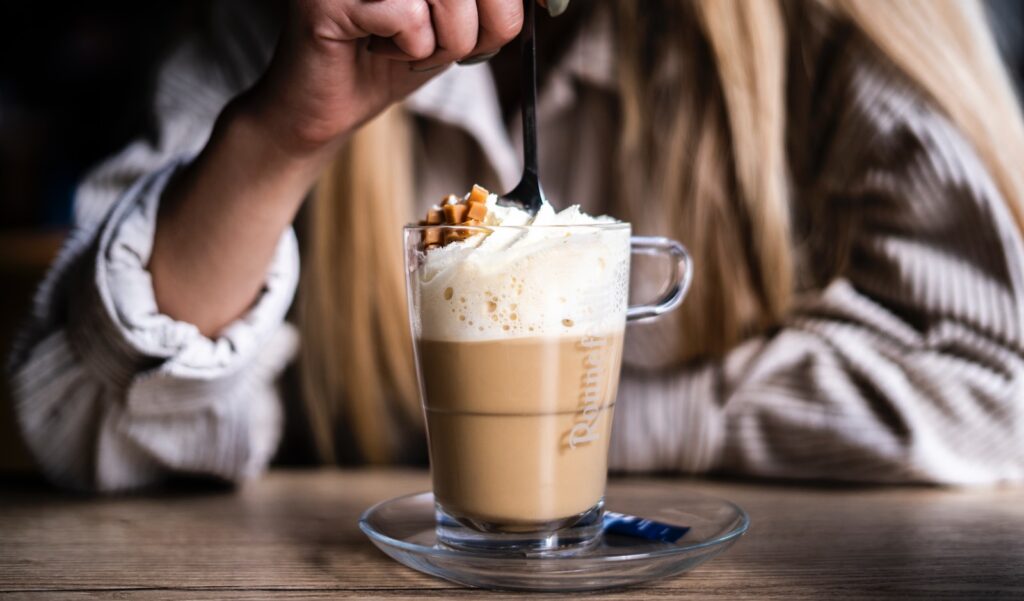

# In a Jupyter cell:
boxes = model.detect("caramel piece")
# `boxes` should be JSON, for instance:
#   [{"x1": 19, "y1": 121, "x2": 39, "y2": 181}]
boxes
[
  {"x1": 443, "y1": 203, "x2": 468, "y2": 224},
  {"x1": 444, "y1": 225, "x2": 476, "y2": 244},
  {"x1": 466, "y1": 200, "x2": 487, "y2": 221},
  {"x1": 423, "y1": 228, "x2": 442, "y2": 246},
  {"x1": 425, "y1": 207, "x2": 443, "y2": 225},
  {"x1": 423, "y1": 185, "x2": 494, "y2": 249},
  {"x1": 468, "y1": 184, "x2": 489, "y2": 205}
]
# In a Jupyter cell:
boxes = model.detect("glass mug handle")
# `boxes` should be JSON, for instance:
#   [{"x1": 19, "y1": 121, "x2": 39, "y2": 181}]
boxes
[{"x1": 626, "y1": 236, "x2": 694, "y2": 323}]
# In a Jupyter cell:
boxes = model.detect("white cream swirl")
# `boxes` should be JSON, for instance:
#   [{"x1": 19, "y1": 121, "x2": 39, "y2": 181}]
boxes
[{"x1": 415, "y1": 196, "x2": 630, "y2": 341}]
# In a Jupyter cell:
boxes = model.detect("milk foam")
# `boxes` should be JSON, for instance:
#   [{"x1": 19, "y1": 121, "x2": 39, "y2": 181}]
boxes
[{"x1": 415, "y1": 196, "x2": 630, "y2": 342}]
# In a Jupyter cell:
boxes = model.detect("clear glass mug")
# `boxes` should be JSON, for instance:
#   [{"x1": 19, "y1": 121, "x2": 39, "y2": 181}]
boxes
[{"x1": 404, "y1": 222, "x2": 692, "y2": 555}]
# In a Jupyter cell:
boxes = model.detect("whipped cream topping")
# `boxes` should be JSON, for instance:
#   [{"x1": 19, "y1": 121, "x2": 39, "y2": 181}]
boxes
[{"x1": 415, "y1": 196, "x2": 630, "y2": 341}]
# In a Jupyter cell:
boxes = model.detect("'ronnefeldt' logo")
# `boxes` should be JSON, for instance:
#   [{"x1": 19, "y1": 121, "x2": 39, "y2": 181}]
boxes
[{"x1": 568, "y1": 334, "x2": 606, "y2": 448}]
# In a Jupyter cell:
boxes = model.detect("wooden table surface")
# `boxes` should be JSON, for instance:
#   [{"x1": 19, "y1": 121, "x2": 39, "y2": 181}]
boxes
[{"x1": 2, "y1": 469, "x2": 1023, "y2": 600}]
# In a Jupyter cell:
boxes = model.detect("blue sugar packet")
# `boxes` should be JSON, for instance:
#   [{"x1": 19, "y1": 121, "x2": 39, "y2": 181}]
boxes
[{"x1": 603, "y1": 511, "x2": 690, "y2": 543}]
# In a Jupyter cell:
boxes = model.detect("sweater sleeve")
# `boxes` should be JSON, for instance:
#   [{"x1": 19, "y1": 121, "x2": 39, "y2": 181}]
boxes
[
  {"x1": 6, "y1": 2, "x2": 296, "y2": 491},
  {"x1": 609, "y1": 37, "x2": 1024, "y2": 484}
]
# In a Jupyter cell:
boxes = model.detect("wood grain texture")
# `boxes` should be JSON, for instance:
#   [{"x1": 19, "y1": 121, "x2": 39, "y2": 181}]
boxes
[{"x1": 1, "y1": 469, "x2": 1023, "y2": 600}]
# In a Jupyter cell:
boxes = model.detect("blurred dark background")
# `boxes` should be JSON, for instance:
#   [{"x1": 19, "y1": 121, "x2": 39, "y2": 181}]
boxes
[
  {"x1": 0, "y1": 2, "x2": 1021, "y2": 471},
  {"x1": 0, "y1": 2, "x2": 203, "y2": 230}
]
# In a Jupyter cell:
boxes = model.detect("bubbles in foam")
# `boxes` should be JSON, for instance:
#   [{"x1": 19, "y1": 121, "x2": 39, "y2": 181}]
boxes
[{"x1": 416, "y1": 201, "x2": 630, "y2": 342}]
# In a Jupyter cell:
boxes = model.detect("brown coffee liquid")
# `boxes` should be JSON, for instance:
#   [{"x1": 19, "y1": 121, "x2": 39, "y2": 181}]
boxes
[{"x1": 417, "y1": 331, "x2": 624, "y2": 527}]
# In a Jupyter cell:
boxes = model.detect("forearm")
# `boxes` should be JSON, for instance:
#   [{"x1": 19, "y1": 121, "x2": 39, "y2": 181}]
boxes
[{"x1": 150, "y1": 99, "x2": 335, "y2": 337}]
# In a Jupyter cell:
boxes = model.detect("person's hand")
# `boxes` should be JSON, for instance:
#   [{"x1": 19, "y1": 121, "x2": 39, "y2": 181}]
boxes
[{"x1": 239, "y1": 0, "x2": 526, "y2": 158}]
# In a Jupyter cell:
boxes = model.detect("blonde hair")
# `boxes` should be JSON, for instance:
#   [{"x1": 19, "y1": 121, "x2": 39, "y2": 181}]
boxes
[
  {"x1": 299, "y1": 0, "x2": 1024, "y2": 463},
  {"x1": 299, "y1": 107, "x2": 421, "y2": 463}
]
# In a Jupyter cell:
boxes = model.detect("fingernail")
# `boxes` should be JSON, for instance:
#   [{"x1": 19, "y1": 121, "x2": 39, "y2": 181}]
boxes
[
  {"x1": 410, "y1": 63, "x2": 447, "y2": 73},
  {"x1": 545, "y1": 0, "x2": 569, "y2": 17},
  {"x1": 456, "y1": 51, "x2": 500, "y2": 66}
]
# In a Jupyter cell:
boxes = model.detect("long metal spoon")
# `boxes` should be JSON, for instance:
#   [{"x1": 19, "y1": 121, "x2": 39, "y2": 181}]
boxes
[{"x1": 500, "y1": 0, "x2": 545, "y2": 213}]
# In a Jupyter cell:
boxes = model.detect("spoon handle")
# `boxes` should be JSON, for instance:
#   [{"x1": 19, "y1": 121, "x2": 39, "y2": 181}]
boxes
[{"x1": 519, "y1": 0, "x2": 543, "y2": 207}]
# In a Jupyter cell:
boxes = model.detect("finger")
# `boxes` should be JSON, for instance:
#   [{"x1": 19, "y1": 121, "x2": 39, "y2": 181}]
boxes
[
  {"x1": 456, "y1": 49, "x2": 498, "y2": 65},
  {"x1": 390, "y1": 60, "x2": 453, "y2": 97},
  {"x1": 471, "y1": 0, "x2": 523, "y2": 57},
  {"x1": 410, "y1": 0, "x2": 480, "y2": 70},
  {"x1": 366, "y1": 36, "x2": 416, "y2": 61},
  {"x1": 367, "y1": 36, "x2": 451, "y2": 73},
  {"x1": 341, "y1": 0, "x2": 437, "y2": 61}
]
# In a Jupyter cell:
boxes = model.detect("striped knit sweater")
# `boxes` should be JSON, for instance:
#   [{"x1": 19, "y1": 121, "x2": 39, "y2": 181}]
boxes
[{"x1": 9, "y1": 2, "x2": 1024, "y2": 490}]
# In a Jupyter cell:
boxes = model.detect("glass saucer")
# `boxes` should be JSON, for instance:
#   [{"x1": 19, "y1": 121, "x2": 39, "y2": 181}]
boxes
[{"x1": 359, "y1": 487, "x2": 749, "y2": 592}]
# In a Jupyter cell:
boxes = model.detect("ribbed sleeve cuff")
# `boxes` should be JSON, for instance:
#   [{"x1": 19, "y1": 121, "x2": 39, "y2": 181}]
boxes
[
  {"x1": 66, "y1": 159, "x2": 300, "y2": 403},
  {"x1": 608, "y1": 363, "x2": 725, "y2": 473}
]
